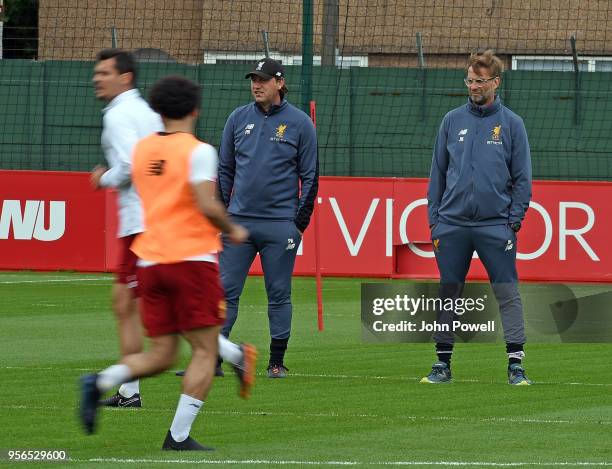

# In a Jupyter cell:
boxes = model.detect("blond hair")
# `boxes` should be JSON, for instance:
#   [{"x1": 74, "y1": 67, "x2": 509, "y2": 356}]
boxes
[{"x1": 467, "y1": 50, "x2": 503, "y2": 78}]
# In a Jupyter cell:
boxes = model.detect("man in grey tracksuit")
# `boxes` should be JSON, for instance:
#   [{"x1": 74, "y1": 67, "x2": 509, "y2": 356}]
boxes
[
  {"x1": 218, "y1": 58, "x2": 319, "y2": 378},
  {"x1": 422, "y1": 50, "x2": 533, "y2": 385}
]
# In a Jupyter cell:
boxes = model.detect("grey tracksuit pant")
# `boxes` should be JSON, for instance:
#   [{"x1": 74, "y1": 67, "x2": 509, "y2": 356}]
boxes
[
  {"x1": 220, "y1": 217, "x2": 301, "y2": 340},
  {"x1": 431, "y1": 221, "x2": 526, "y2": 345}
]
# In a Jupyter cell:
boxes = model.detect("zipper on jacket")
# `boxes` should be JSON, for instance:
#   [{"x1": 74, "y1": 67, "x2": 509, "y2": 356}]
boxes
[{"x1": 469, "y1": 122, "x2": 479, "y2": 219}]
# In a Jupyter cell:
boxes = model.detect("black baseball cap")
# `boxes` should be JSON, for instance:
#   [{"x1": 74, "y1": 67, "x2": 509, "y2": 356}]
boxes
[{"x1": 245, "y1": 58, "x2": 285, "y2": 80}]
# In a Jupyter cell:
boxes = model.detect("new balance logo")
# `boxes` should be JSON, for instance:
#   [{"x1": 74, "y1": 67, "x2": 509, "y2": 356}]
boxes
[
  {"x1": 0, "y1": 200, "x2": 66, "y2": 241},
  {"x1": 286, "y1": 238, "x2": 296, "y2": 250},
  {"x1": 147, "y1": 160, "x2": 166, "y2": 176},
  {"x1": 505, "y1": 240, "x2": 514, "y2": 251}
]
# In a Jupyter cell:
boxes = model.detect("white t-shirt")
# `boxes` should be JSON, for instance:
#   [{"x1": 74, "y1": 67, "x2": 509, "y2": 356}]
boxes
[
  {"x1": 189, "y1": 142, "x2": 218, "y2": 184},
  {"x1": 100, "y1": 89, "x2": 164, "y2": 237}
]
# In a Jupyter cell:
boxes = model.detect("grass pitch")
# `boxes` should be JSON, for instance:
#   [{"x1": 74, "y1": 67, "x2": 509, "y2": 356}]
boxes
[{"x1": 0, "y1": 271, "x2": 611, "y2": 468}]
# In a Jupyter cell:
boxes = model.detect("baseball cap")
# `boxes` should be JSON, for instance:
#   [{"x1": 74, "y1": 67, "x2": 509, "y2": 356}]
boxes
[{"x1": 245, "y1": 58, "x2": 285, "y2": 80}]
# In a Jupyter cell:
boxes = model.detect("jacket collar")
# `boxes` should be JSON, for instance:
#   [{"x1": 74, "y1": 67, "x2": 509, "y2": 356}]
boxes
[
  {"x1": 103, "y1": 88, "x2": 141, "y2": 113},
  {"x1": 467, "y1": 95, "x2": 501, "y2": 117},
  {"x1": 254, "y1": 98, "x2": 288, "y2": 116}
]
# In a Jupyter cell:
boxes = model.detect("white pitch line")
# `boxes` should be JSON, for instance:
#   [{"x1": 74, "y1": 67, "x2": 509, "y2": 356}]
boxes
[
  {"x1": 1, "y1": 404, "x2": 610, "y2": 427},
  {"x1": 289, "y1": 373, "x2": 612, "y2": 387},
  {"x1": 0, "y1": 277, "x2": 113, "y2": 284},
  {"x1": 68, "y1": 458, "x2": 612, "y2": 466},
  {"x1": 0, "y1": 366, "x2": 610, "y2": 387}
]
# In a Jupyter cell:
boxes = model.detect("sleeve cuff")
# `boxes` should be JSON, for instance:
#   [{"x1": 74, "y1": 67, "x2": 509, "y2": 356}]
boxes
[{"x1": 295, "y1": 220, "x2": 308, "y2": 233}]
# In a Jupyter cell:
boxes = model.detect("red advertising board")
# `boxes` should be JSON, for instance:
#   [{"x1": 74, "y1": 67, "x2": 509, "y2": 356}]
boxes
[
  {"x1": 1, "y1": 171, "x2": 611, "y2": 282},
  {"x1": 0, "y1": 171, "x2": 110, "y2": 271},
  {"x1": 267, "y1": 177, "x2": 612, "y2": 283}
]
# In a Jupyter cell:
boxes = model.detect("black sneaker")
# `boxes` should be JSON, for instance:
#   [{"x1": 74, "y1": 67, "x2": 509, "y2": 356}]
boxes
[
  {"x1": 79, "y1": 373, "x2": 100, "y2": 434},
  {"x1": 175, "y1": 366, "x2": 224, "y2": 377},
  {"x1": 161, "y1": 430, "x2": 214, "y2": 451},
  {"x1": 231, "y1": 343, "x2": 257, "y2": 398},
  {"x1": 99, "y1": 391, "x2": 142, "y2": 407},
  {"x1": 267, "y1": 363, "x2": 288, "y2": 378}
]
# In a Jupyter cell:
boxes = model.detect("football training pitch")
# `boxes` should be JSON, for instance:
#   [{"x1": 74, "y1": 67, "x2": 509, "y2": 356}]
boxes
[{"x1": 1, "y1": 271, "x2": 611, "y2": 468}]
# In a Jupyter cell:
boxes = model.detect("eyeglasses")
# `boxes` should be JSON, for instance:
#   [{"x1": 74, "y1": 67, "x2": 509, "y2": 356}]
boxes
[{"x1": 463, "y1": 77, "x2": 498, "y2": 87}]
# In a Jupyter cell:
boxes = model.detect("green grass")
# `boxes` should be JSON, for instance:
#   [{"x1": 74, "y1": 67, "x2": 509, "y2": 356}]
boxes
[{"x1": 1, "y1": 272, "x2": 611, "y2": 468}]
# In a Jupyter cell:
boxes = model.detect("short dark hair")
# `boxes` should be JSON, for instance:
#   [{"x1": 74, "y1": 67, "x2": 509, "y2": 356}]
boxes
[
  {"x1": 96, "y1": 48, "x2": 137, "y2": 84},
  {"x1": 149, "y1": 75, "x2": 201, "y2": 119}
]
